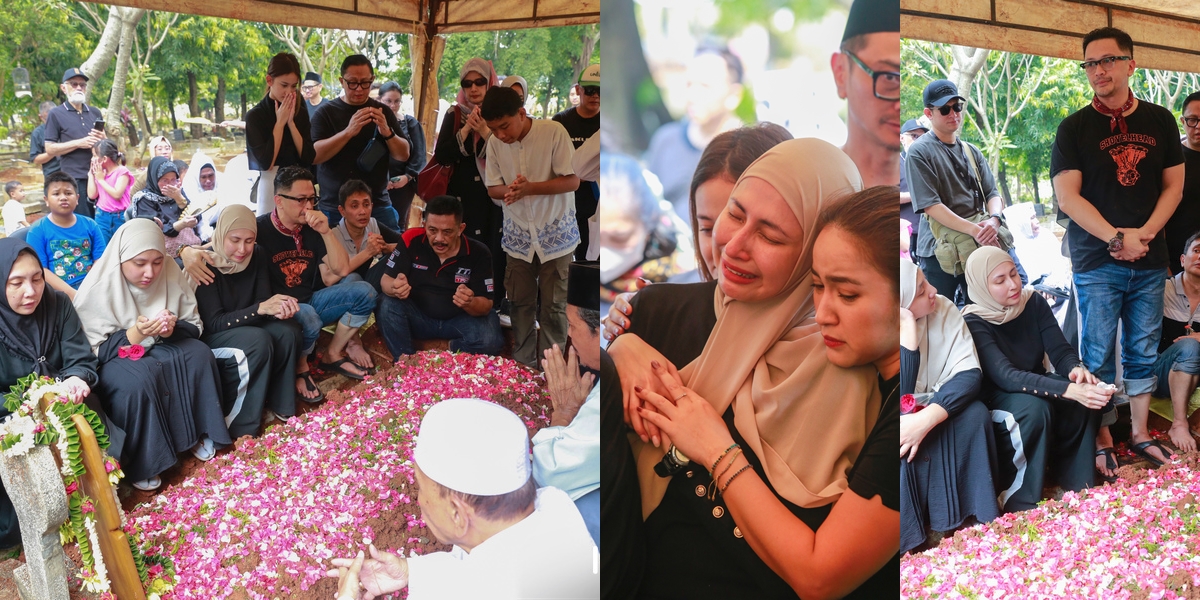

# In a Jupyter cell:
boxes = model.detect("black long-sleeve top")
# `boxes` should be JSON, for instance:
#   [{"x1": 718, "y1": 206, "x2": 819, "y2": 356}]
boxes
[
  {"x1": 97, "y1": 321, "x2": 201, "y2": 364},
  {"x1": 900, "y1": 345, "x2": 981, "y2": 417},
  {"x1": 433, "y1": 109, "x2": 488, "y2": 196},
  {"x1": 193, "y1": 246, "x2": 274, "y2": 337},
  {"x1": 390, "y1": 114, "x2": 427, "y2": 182},
  {"x1": 963, "y1": 293, "x2": 1081, "y2": 400},
  {"x1": 133, "y1": 189, "x2": 192, "y2": 238},
  {"x1": 900, "y1": 347, "x2": 919, "y2": 396},
  {"x1": 245, "y1": 93, "x2": 316, "y2": 172}
]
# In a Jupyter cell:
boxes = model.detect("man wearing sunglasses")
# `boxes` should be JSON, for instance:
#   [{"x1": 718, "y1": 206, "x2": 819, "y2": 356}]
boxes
[
  {"x1": 907, "y1": 78, "x2": 1008, "y2": 304},
  {"x1": 832, "y1": 0, "x2": 900, "y2": 189},
  {"x1": 1051, "y1": 27, "x2": 1186, "y2": 477},
  {"x1": 312, "y1": 54, "x2": 411, "y2": 232},
  {"x1": 44, "y1": 67, "x2": 106, "y2": 218},
  {"x1": 553, "y1": 63, "x2": 600, "y2": 260}
]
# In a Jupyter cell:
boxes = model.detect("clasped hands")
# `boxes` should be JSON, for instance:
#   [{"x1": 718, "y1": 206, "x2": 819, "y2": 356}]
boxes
[
  {"x1": 503, "y1": 175, "x2": 534, "y2": 205},
  {"x1": 1109, "y1": 227, "x2": 1152, "y2": 262}
]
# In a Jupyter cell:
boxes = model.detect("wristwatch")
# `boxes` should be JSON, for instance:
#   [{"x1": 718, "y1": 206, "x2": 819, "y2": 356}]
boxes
[
  {"x1": 381, "y1": 130, "x2": 396, "y2": 140},
  {"x1": 654, "y1": 445, "x2": 691, "y2": 477},
  {"x1": 1107, "y1": 231, "x2": 1124, "y2": 253}
]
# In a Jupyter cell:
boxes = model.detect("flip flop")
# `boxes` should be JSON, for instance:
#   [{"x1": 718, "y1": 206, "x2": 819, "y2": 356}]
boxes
[
  {"x1": 1095, "y1": 447, "x2": 1118, "y2": 484},
  {"x1": 1130, "y1": 439, "x2": 1171, "y2": 468},
  {"x1": 319, "y1": 357, "x2": 366, "y2": 381},
  {"x1": 296, "y1": 373, "x2": 325, "y2": 403}
]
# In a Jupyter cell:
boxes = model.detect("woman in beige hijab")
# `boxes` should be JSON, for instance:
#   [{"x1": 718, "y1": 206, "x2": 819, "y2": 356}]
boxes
[
  {"x1": 960, "y1": 246, "x2": 1109, "y2": 509},
  {"x1": 606, "y1": 139, "x2": 894, "y2": 598},
  {"x1": 193, "y1": 205, "x2": 304, "y2": 436},
  {"x1": 74, "y1": 219, "x2": 230, "y2": 491}
]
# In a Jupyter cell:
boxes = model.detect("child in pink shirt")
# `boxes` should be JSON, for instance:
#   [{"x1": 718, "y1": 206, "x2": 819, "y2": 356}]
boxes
[{"x1": 87, "y1": 139, "x2": 133, "y2": 241}]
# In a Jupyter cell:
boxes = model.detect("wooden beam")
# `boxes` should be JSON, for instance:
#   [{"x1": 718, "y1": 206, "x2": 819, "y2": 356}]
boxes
[{"x1": 92, "y1": 0, "x2": 418, "y2": 33}]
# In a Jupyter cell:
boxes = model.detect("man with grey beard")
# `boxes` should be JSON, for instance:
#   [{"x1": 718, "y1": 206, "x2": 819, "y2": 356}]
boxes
[{"x1": 44, "y1": 68, "x2": 106, "y2": 217}]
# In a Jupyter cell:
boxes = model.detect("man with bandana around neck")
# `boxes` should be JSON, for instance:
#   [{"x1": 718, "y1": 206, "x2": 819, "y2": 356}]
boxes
[{"x1": 1051, "y1": 26, "x2": 1185, "y2": 480}]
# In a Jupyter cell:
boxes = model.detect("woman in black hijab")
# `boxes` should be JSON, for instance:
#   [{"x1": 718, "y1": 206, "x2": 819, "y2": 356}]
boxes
[
  {"x1": 0, "y1": 239, "x2": 99, "y2": 547},
  {"x1": 133, "y1": 156, "x2": 201, "y2": 257}
]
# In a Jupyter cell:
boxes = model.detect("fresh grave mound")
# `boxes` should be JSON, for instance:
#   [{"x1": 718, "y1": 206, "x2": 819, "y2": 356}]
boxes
[
  {"x1": 901, "y1": 453, "x2": 1200, "y2": 600},
  {"x1": 126, "y1": 352, "x2": 552, "y2": 600}
]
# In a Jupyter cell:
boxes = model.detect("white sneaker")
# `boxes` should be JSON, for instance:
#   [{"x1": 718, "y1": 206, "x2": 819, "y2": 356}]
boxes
[
  {"x1": 132, "y1": 476, "x2": 161, "y2": 491},
  {"x1": 498, "y1": 312, "x2": 512, "y2": 328}
]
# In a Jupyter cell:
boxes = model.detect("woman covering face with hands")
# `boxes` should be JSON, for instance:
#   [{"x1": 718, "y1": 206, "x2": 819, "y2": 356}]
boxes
[
  {"x1": 244, "y1": 52, "x2": 316, "y2": 217},
  {"x1": 192, "y1": 205, "x2": 305, "y2": 434},
  {"x1": 132, "y1": 157, "x2": 199, "y2": 257},
  {"x1": 74, "y1": 219, "x2": 231, "y2": 491}
]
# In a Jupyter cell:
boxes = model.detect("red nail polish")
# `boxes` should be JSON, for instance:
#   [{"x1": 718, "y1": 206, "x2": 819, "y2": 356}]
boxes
[{"x1": 634, "y1": 385, "x2": 643, "y2": 392}]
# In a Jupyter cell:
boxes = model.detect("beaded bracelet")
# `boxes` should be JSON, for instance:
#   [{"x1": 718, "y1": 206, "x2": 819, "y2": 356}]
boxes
[
  {"x1": 709, "y1": 449, "x2": 743, "y2": 500},
  {"x1": 721, "y1": 464, "x2": 754, "y2": 493},
  {"x1": 710, "y1": 443, "x2": 740, "y2": 474}
]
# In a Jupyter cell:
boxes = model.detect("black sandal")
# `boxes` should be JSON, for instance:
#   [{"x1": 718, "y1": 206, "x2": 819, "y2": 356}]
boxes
[
  {"x1": 319, "y1": 358, "x2": 366, "y2": 381},
  {"x1": 1095, "y1": 447, "x2": 1118, "y2": 483},
  {"x1": 297, "y1": 373, "x2": 325, "y2": 403},
  {"x1": 1130, "y1": 439, "x2": 1171, "y2": 468}
]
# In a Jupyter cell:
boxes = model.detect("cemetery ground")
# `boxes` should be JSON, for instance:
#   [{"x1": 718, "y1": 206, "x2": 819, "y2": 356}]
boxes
[{"x1": 0, "y1": 325, "x2": 548, "y2": 599}]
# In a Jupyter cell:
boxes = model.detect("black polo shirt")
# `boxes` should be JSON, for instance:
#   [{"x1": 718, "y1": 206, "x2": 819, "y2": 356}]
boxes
[
  {"x1": 383, "y1": 233, "x2": 493, "y2": 320},
  {"x1": 45, "y1": 102, "x2": 103, "y2": 179},
  {"x1": 255, "y1": 214, "x2": 329, "y2": 304}
]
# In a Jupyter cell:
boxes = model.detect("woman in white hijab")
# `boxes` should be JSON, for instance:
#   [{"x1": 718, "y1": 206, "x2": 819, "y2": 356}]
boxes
[
  {"x1": 898, "y1": 258, "x2": 1000, "y2": 553},
  {"x1": 74, "y1": 219, "x2": 231, "y2": 491},
  {"x1": 182, "y1": 150, "x2": 225, "y2": 241},
  {"x1": 961, "y1": 246, "x2": 1109, "y2": 507}
]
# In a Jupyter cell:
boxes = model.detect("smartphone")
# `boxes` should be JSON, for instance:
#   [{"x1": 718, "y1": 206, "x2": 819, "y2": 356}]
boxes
[{"x1": 93, "y1": 120, "x2": 105, "y2": 131}]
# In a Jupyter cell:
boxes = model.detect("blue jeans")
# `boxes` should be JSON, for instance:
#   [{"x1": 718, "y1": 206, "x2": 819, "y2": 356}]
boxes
[
  {"x1": 295, "y1": 281, "x2": 377, "y2": 353},
  {"x1": 95, "y1": 209, "x2": 125, "y2": 242},
  {"x1": 377, "y1": 296, "x2": 503, "y2": 359},
  {"x1": 1153, "y1": 337, "x2": 1200, "y2": 397},
  {"x1": 324, "y1": 205, "x2": 400, "y2": 231},
  {"x1": 1074, "y1": 263, "x2": 1166, "y2": 397}
]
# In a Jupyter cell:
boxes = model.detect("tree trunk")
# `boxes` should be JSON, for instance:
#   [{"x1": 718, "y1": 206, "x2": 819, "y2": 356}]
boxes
[
  {"x1": 240, "y1": 92, "x2": 247, "y2": 121},
  {"x1": 949, "y1": 46, "x2": 989, "y2": 100},
  {"x1": 571, "y1": 24, "x2": 600, "y2": 85},
  {"x1": 167, "y1": 91, "x2": 178, "y2": 131},
  {"x1": 80, "y1": 7, "x2": 125, "y2": 104},
  {"x1": 215, "y1": 76, "x2": 227, "y2": 136},
  {"x1": 187, "y1": 71, "x2": 201, "y2": 139},
  {"x1": 104, "y1": 8, "x2": 145, "y2": 148},
  {"x1": 998, "y1": 162, "x2": 1012, "y2": 206},
  {"x1": 1030, "y1": 166, "x2": 1041, "y2": 205},
  {"x1": 604, "y1": 0, "x2": 671, "y2": 155}
]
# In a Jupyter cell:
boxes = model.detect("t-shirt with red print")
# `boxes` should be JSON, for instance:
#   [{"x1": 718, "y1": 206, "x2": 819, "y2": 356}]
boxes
[
  {"x1": 255, "y1": 214, "x2": 328, "y2": 304},
  {"x1": 1051, "y1": 99, "x2": 1184, "y2": 273}
]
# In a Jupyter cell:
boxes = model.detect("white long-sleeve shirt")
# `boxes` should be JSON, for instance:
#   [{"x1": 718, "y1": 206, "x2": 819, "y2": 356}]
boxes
[{"x1": 532, "y1": 382, "x2": 599, "y2": 501}]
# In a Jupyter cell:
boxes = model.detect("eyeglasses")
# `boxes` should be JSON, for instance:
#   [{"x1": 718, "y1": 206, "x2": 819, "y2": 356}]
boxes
[
  {"x1": 341, "y1": 78, "x2": 375, "y2": 90},
  {"x1": 301, "y1": 85, "x2": 318, "y2": 92},
  {"x1": 64, "y1": 81, "x2": 87, "y2": 89},
  {"x1": 931, "y1": 102, "x2": 965, "y2": 116},
  {"x1": 461, "y1": 77, "x2": 488, "y2": 89},
  {"x1": 1183, "y1": 116, "x2": 1200, "y2": 129},
  {"x1": 277, "y1": 193, "x2": 317, "y2": 206},
  {"x1": 581, "y1": 85, "x2": 600, "y2": 97},
  {"x1": 1079, "y1": 56, "x2": 1131, "y2": 72},
  {"x1": 844, "y1": 51, "x2": 900, "y2": 101}
]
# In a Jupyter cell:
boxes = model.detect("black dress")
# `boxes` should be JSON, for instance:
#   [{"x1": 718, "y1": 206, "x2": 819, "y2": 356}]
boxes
[
  {"x1": 0, "y1": 292, "x2": 98, "y2": 548},
  {"x1": 610, "y1": 281, "x2": 899, "y2": 598},
  {"x1": 194, "y1": 245, "x2": 302, "y2": 436},
  {"x1": 94, "y1": 320, "x2": 232, "y2": 483}
]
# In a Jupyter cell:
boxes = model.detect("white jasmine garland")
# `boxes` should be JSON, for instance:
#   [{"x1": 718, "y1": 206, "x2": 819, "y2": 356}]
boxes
[
  {"x1": 0, "y1": 415, "x2": 37, "y2": 457},
  {"x1": 43, "y1": 409, "x2": 72, "y2": 477},
  {"x1": 81, "y1": 515, "x2": 111, "y2": 593}
]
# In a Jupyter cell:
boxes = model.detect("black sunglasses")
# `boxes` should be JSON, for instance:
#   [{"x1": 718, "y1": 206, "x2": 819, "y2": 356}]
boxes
[
  {"x1": 931, "y1": 102, "x2": 964, "y2": 116},
  {"x1": 581, "y1": 85, "x2": 600, "y2": 97},
  {"x1": 461, "y1": 77, "x2": 488, "y2": 89}
]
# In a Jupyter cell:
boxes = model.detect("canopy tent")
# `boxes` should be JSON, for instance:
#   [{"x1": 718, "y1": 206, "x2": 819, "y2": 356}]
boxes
[
  {"x1": 901, "y1": 0, "x2": 1200, "y2": 73},
  {"x1": 80, "y1": 0, "x2": 599, "y2": 150}
]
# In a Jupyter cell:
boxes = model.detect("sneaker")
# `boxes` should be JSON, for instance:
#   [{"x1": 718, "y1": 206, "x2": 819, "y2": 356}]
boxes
[
  {"x1": 132, "y1": 476, "x2": 161, "y2": 491},
  {"x1": 266, "y1": 410, "x2": 292, "y2": 424},
  {"x1": 499, "y1": 312, "x2": 512, "y2": 328}
]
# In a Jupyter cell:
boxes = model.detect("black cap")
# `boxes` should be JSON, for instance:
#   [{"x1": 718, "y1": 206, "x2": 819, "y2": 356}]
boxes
[
  {"x1": 62, "y1": 68, "x2": 89, "y2": 83},
  {"x1": 923, "y1": 79, "x2": 966, "y2": 108},
  {"x1": 566, "y1": 261, "x2": 600, "y2": 311},
  {"x1": 901, "y1": 119, "x2": 927, "y2": 134},
  {"x1": 304, "y1": 72, "x2": 321, "y2": 84},
  {"x1": 842, "y1": 0, "x2": 900, "y2": 42}
]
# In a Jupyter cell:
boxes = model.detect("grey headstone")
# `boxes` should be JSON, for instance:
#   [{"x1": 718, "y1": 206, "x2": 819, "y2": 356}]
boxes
[{"x1": 0, "y1": 444, "x2": 70, "y2": 600}]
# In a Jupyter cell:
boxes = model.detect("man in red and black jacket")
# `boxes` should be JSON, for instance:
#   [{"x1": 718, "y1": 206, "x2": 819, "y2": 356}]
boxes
[{"x1": 377, "y1": 194, "x2": 503, "y2": 359}]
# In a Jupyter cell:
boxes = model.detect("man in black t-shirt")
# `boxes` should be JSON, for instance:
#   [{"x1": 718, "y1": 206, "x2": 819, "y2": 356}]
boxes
[
  {"x1": 377, "y1": 195, "x2": 503, "y2": 359},
  {"x1": 1051, "y1": 27, "x2": 1186, "y2": 476},
  {"x1": 254, "y1": 166, "x2": 377, "y2": 393},
  {"x1": 312, "y1": 54, "x2": 410, "y2": 229},
  {"x1": 553, "y1": 64, "x2": 600, "y2": 260},
  {"x1": 1166, "y1": 91, "x2": 1200, "y2": 277},
  {"x1": 29, "y1": 101, "x2": 61, "y2": 178}
]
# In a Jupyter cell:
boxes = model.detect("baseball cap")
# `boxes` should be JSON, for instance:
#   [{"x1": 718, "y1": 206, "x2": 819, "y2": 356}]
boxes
[
  {"x1": 901, "y1": 119, "x2": 928, "y2": 134},
  {"x1": 923, "y1": 79, "x2": 966, "y2": 108},
  {"x1": 578, "y1": 63, "x2": 599, "y2": 87},
  {"x1": 62, "y1": 68, "x2": 89, "y2": 83}
]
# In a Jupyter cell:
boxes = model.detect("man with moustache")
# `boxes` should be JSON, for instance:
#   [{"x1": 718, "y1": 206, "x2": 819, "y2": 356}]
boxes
[
  {"x1": 377, "y1": 194, "x2": 503, "y2": 360},
  {"x1": 44, "y1": 68, "x2": 106, "y2": 218},
  {"x1": 832, "y1": 0, "x2": 902, "y2": 188},
  {"x1": 1052, "y1": 27, "x2": 1185, "y2": 478},
  {"x1": 907, "y1": 79, "x2": 1007, "y2": 304}
]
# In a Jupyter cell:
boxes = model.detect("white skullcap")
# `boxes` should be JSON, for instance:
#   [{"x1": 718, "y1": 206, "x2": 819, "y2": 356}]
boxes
[{"x1": 414, "y1": 398, "x2": 531, "y2": 496}]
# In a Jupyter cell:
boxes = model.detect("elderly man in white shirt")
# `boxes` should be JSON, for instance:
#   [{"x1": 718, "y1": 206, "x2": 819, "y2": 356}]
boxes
[
  {"x1": 328, "y1": 398, "x2": 599, "y2": 600},
  {"x1": 481, "y1": 86, "x2": 581, "y2": 369},
  {"x1": 535, "y1": 261, "x2": 601, "y2": 546}
]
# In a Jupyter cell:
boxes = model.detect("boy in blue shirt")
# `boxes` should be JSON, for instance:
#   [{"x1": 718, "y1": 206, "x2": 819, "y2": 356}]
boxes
[{"x1": 27, "y1": 170, "x2": 107, "y2": 299}]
